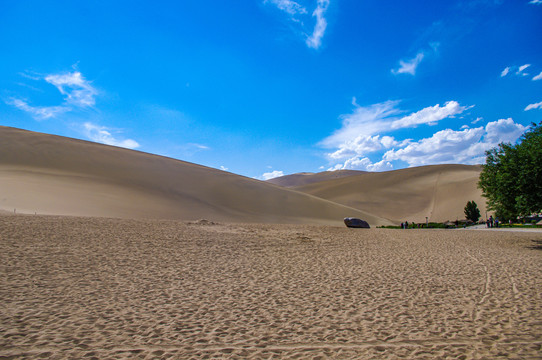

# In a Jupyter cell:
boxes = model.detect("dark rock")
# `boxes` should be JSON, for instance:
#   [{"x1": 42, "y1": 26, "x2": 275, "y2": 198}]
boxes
[{"x1": 344, "y1": 217, "x2": 370, "y2": 228}]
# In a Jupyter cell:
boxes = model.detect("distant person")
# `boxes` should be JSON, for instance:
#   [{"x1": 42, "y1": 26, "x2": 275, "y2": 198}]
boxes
[
  {"x1": 489, "y1": 215, "x2": 494, "y2": 228},
  {"x1": 405, "y1": 221, "x2": 409, "y2": 229},
  {"x1": 486, "y1": 219, "x2": 490, "y2": 228}
]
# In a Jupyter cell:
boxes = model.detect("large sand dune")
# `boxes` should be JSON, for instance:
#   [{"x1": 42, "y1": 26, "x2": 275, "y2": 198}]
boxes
[
  {"x1": 0, "y1": 126, "x2": 390, "y2": 226},
  {"x1": 286, "y1": 164, "x2": 488, "y2": 224}
]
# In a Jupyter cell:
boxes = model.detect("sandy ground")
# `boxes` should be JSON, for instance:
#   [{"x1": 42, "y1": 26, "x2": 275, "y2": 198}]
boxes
[{"x1": 1, "y1": 215, "x2": 541, "y2": 359}]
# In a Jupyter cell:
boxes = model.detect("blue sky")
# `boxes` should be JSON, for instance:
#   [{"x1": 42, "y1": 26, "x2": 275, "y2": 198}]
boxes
[{"x1": 1, "y1": 0, "x2": 541, "y2": 179}]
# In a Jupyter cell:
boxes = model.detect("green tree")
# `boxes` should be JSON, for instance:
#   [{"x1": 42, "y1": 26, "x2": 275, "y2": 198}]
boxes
[
  {"x1": 464, "y1": 200, "x2": 481, "y2": 222},
  {"x1": 478, "y1": 121, "x2": 542, "y2": 219}
]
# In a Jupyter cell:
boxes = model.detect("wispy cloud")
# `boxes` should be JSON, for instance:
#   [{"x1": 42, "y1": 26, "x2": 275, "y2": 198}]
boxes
[
  {"x1": 517, "y1": 64, "x2": 531, "y2": 76},
  {"x1": 390, "y1": 101, "x2": 468, "y2": 129},
  {"x1": 392, "y1": 43, "x2": 440, "y2": 76},
  {"x1": 6, "y1": 98, "x2": 68, "y2": 120},
  {"x1": 392, "y1": 52, "x2": 425, "y2": 75},
  {"x1": 83, "y1": 122, "x2": 140, "y2": 149},
  {"x1": 528, "y1": 0, "x2": 542, "y2": 4},
  {"x1": 306, "y1": 0, "x2": 330, "y2": 49},
  {"x1": 45, "y1": 71, "x2": 97, "y2": 107},
  {"x1": 187, "y1": 143, "x2": 210, "y2": 150},
  {"x1": 525, "y1": 101, "x2": 542, "y2": 111},
  {"x1": 6, "y1": 70, "x2": 98, "y2": 120},
  {"x1": 532, "y1": 71, "x2": 542, "y2": 81},
  {"x1": 266, "y1": 0, "x2": 307, "y2": 15},
  {"x1": 320, "y1": 100, "x2": 402, "y2": 148},
  {"x1": 265, "y1": 0, "x2": 330, "y2": 49},
  {"x1": 500, "y1": 63, "x2": 537, "y2": 78}
]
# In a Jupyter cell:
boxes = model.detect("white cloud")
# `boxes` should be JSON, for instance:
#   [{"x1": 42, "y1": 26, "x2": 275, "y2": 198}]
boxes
[
  {"x1": 188, "y1": 143, "x2": 210, "y2": 150},
  {"x1": 320, "y1": 100, "x2": 402, "y2": 148},
  {"x1": 390, "y1": 101, "x2": 467, "y2": 129},
  {"x1": 517, "y1": 64, "x2": 531, "y2": 76},
  {"x1": 260, "y1": 170, "x2": 285, "y2": 180},
  {"x1": 383, "y1": 127, "x2": 486, "y2": 166},
  {"x1": 44, "y1": 71, "x2": 97, "y2": 107},
  {"x1": 83, "y1": 122, "x2": 140, "y2": 149},
  {"x1": 383, "y1": 118, "x2": 527, "y2": 167},
  {"x1": 306, "y1": 0, "x2": 330, "y2": 49},
  {"x1": 265, "y1": 0, "x2": 331, "y2": 49},
  {"x1": 6, "y1": 98, "x2": 68, "y2": 120},
  {"x1": 525, "y1": 101, "x2": 542, "y2": 111},
  {"x1": 483, "y1": 118, "x2": 527, "y2": 144},
  {"x1": 501, "y1": 64, "x2": 540, "y2": 78},
  {"x1": 6, "y1": 70, "x2": 98, "y2": 119},
  {"x1": 267, "y1": 0, "x2": 307, "y2": 15},
  {"x1": 392, "y1": 52, "x2": 425, "y2": 75},
  {"x1": 321, "y1": 100, "x2": 467, "y2": 152},
  {"x1": 529, "y1": 0, "x2": 542, "y2": 4},
  {"x1": 319, "y1": 99, "x2": 525, "y2": 172},
  {"x1": 329, "y1": 157, "x2": 393, "y2": 172},
  {"x1": 220, "y1": 166, "x2": 229, "y2": 171},
  {"x1": 327, "y1": 135, "x2": 399, "y2": 160}
]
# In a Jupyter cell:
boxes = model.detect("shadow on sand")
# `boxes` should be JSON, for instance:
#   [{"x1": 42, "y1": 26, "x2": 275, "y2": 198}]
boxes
[{"x1": 529, "y1": 240, "x2": 542, "y2": 250}]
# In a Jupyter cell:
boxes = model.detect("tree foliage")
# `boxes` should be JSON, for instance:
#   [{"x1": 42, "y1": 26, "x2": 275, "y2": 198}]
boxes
[
  {"x1": 464, "y1": 201, "x2": 481, "y2": 222},
  {"x1": 478, "y1": 122, "x2": 542, "y2": 219}
]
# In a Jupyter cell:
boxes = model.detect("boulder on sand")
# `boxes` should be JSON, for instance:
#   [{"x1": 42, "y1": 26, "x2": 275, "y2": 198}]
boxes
[{"x1": 344, "y1": 217, "x2": 370, "y2": 228}]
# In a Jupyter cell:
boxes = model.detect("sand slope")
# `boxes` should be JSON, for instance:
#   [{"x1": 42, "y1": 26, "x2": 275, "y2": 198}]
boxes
[
  {"x1": 267, "y1": 170, "x2": 363, "y2": 188},
  {"x1": 289, "y1": 164, "x2": 487, "y2": 223},
  {"x1": 0, "y1": 126, "x2": 390, "y2": 226}
]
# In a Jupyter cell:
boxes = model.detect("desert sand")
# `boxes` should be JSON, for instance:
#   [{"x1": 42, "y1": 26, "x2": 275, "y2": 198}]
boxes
[{"x1": 1, "y1": 214, "x2": 541, "y2": 359}]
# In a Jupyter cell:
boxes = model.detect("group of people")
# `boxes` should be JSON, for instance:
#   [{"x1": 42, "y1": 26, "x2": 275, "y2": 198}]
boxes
[
  {"x1": 486, "y1": 215, "x2": 499, "y2": 228},
  {"x1": 400, "y1": 221, "x2": 422, "y2": 229}
]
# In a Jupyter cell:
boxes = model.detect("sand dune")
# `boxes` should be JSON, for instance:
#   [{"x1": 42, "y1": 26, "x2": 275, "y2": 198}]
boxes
[
  {"x1": 288, "y1": 164, "x2": 488, "y2": 224},
  {"x1": 1, "y1": 215, "x2": 540, "y2": 358},
  {"x1": 0, "y1": 126, "x2": 390, "y2": 226},
  {"x1": 267, "y1": 170, "x2": 364, "y2": 188},
  {"x1": 0, "y1": 126, "x2": 488, "y2": 225}
]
